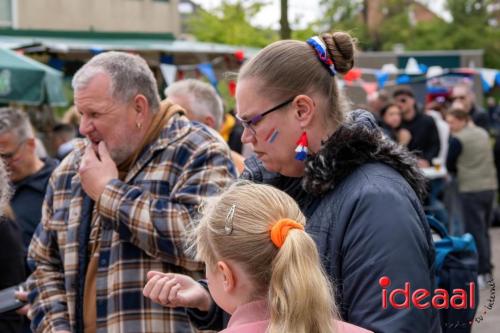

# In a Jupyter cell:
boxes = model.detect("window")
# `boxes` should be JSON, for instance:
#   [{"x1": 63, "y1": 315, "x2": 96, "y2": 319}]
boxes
[{"x1": 0, "y1": 0, "x2": 12, "y2": 28}]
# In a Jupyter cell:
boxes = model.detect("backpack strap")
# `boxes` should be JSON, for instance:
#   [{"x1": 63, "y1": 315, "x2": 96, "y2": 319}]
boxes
[{"x1": 426, "y1": 215, "x2": 448, "y2": 238}]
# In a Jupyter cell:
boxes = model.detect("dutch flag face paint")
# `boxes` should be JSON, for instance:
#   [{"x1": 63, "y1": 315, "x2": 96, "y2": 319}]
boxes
[{"x1": 265, "y1": 128, "x2": 279, "y2": 144}]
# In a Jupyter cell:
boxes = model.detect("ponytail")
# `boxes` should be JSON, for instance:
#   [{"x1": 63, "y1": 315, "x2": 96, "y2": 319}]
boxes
[
  {"x1": 268, "y1": 229, "x2": 338, "y2": 333},
  {"x1": 193, "y1": 182, "x2": 340, "y2": 333}
]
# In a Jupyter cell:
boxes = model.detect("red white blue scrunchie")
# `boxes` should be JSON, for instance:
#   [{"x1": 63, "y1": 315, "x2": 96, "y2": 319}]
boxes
[{"x1": 306, "y1": 36, "x2": 337, "y2": 76}]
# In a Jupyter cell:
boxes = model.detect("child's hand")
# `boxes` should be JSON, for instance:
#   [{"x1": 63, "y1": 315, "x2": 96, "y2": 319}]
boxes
[{"x1": 143, "y1": 271, "x2": 213, "y2": 312}]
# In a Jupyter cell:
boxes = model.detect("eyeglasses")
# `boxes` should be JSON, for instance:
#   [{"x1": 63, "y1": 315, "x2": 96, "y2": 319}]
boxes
[
  {"x1": 237, "y1": 97, "x2": 295, "y2": 135},
  {"x1": 0, "y1": 141, "x2": 26, "y2": 160}
]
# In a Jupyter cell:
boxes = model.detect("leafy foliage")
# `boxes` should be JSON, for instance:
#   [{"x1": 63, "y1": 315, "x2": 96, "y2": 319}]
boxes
[{"x1": 187, "y1": 0, "x2": 278, "y2": 47}]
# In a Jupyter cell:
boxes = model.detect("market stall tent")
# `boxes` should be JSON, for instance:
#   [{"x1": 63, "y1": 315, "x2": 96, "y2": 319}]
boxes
[{"x1": 0, "y1": 48, "x2": 67, "y2": 106}]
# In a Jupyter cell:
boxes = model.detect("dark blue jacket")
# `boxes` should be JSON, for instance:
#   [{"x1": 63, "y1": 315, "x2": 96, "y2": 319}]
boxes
[
  {"x1": 11, "y1": 158, "x2": 58, "y2": 252},
  {"x1": 189, "y1": 110, "x2": 440, "y2": 333}
]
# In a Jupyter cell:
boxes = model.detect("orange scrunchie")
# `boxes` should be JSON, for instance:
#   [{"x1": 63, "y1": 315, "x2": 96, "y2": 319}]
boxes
[{"x1": 270, "y1": 218, "x2": 305, "y2": 248}]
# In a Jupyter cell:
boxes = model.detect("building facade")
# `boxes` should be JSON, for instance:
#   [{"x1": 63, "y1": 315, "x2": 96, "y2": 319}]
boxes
[{"x1": 0, "y1": 0, "x2": 181, "y2": 35}]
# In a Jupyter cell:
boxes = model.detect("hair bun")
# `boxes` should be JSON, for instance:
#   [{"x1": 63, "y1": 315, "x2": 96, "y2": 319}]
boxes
[{"x1": 320, "y1": 32, "x2": 355, "y2": 75}]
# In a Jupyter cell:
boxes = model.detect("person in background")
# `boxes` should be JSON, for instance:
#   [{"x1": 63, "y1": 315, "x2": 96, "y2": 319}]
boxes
[
  {"x1": 425, "y1": 97, "x2": 450, "y2": 164},
  {"x1": 451, "y1": 83, "x2": 490, "y2": 132},
  {"x1": 27, "y1": 52, "x2": 236, "y2": 333},
  {"x1": 486, "y1": 96, "x2": 500, "y2": 131},
  {"x1": 393, "y1": 86, "x2": 440, "y2": 167},
  {"x1": 379, "y1": 103, "x2": 411, "y2": 146},
  {"x1": 62, "y1": 105, "x2": 82, "y2": 137},
  {"x1": 51, "y1": 123, "x2": 77, "y2": 160},
  {"x1": 144, "y1": 182, "x2": 372, "y2": 333},
  {"x1": 0, "y1": 107, "x2": 58, "y2": 253},
  {"x1": 446, "y1": 108, "x2": 497, "y2": 288},
  {"x1": 366, "y1": 89, "x2": 390, "y2": 121},
  {"x1": 0, "y1": 157, "x2": 27, "y2": 333},
  {"x1": 165, "y1": 79, "x2": 245, "y2": 174}
]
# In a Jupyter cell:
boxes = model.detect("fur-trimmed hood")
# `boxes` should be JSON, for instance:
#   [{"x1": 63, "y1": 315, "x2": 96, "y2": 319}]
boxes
[{"x1": 303, "y1": 109, "x2": 427, "y2": 201}]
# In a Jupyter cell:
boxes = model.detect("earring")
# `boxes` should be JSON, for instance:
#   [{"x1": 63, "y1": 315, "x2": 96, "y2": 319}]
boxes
[
  {"x1": 136, "y1": 122, "x2": 142, "y2": 129},
  {"x1": 295, "y1": 131, "x2": 308, "y2": 161}
]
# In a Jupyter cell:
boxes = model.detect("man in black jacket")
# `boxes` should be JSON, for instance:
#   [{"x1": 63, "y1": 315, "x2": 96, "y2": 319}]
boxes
[
  {"x1": 0, "y1": 108, "x2": 58, "y2": 253},
  {"x1": 394, "y1": 86, "x2": 440, "y2": 167}
]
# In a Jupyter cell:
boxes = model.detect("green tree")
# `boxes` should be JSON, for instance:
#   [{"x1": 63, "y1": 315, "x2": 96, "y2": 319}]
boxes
[{"x1": 187, "y1": 0, "x2": 277, "y2": 48}]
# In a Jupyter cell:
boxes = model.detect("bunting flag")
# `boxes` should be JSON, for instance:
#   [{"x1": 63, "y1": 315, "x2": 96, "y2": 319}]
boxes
[
  {"x1": 396, "y1": 75, "x2": 411, "y2": 84},
  {"x1": 405, "y1": 57, "x2": 422, "y2": 75},
  {"x1": 426, "y1": 66, "x2": 444, "y2": 78},
  {"x1": 343, "y1": 68, "x2": 362, "y2": 82},
  {"x1": 197, "y1": 63, "x2": 218, "y2": 88},
  {"x1": 479, "y1": 68, "x2": 498, "y2": 93},
  {"x1": 228, "y1": 80, "x2": 236, "y2": 97},
  {"x1": 362, "y1": 82, "x2": 378, "y2": 95},
  {"x1": 375, "y1": 70, "x2": 390, "y2": 88},
  {"x1": 160, "y1": 64, "x2": 178, "y2": 86}
]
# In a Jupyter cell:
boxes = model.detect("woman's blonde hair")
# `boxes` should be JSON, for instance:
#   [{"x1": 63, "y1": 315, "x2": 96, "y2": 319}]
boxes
[
  {"x1": 238, "y1": 32, "x2": 356, "y2": 129},
  {"x1": 193, "y1": 181, "x2": 338, "y2": 333}
]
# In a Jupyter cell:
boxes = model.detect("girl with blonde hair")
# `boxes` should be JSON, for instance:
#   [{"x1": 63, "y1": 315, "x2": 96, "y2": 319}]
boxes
[{"x1": 144, "y1": 182, "x2": 370, "y2": 333}]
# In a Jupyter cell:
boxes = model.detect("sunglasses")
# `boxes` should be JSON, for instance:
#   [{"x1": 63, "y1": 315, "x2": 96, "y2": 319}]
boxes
[{"x1": 237, "y1": 97, "x2": 295, "y2": 135}]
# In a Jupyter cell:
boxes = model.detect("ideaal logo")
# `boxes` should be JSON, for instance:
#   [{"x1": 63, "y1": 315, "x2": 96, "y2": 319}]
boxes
[
  {"x1": 379, "y1": 276, "x2": 496, "y2": 327},
  {"x1": 0, "y1": 69, "x2": 11, "y2": 96},
  {"x1": 379, "y1": 276, "x2": 475, "y2": 310}
]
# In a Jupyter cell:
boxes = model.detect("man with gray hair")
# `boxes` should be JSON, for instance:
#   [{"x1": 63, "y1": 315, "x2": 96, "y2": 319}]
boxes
[
  {"x1": 165, "y1": 79, "x2": 245, "y2": 173},
  {"x1": 165, "y1": 79, "x2": 224, "y2": 131},
  {"x1": 0, "y1": 107, "x2": 58, "y2": 252},
  {"x1": 28, "y1": 52, "x2": 236, "y2": 333}
]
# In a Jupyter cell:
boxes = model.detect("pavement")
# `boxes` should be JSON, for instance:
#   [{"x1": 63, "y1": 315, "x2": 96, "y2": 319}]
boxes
[{"x1": 472, "y1": 226, "x2": 499, "y2": 333}]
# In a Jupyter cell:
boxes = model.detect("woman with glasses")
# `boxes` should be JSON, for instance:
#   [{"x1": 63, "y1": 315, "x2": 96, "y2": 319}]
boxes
[{"x1": 145, "y1": 32, "x2": 439, "y2": 333}]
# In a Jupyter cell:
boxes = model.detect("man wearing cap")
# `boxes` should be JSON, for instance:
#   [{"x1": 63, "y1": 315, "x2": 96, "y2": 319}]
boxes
[{"x1": 393, "y1": 86, "x2": 440, "y2": 167}]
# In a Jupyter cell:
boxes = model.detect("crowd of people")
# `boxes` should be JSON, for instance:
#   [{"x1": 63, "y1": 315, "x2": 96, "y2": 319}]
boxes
[
  {"x1": 0, "y1": 29, "x2": 498, "y2": 333},
  {"x1": 367, "y1": 80, "x2": 499, "y2": 289}
]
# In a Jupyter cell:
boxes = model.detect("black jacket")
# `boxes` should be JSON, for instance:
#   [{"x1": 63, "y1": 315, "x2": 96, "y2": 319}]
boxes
[
  {"x1": 401, "y1": 111, "x2": 440, "y2": 163},
  {"x1": 189, "y1": 110, "x2": 440, "y2": 333},
  {"x1": 11, "y1": 158, "x2": 58, "y2": 252},
  {"x1": 0, "y1": 216, "x2": 26, "y2": 333},
  {"x1": 470, "y1": 105, "x2": 490, "y2": 132}
]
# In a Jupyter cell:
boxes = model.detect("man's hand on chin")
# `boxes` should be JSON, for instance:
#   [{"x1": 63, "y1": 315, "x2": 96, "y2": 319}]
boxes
[{"x1": 79, "y1": 141, "x2": 119, "y2": 201}]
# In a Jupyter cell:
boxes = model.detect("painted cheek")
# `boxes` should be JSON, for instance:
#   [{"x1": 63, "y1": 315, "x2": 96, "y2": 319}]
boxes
[{"x1": 264, "y1": 128, "x2": 279, "y2": 144}]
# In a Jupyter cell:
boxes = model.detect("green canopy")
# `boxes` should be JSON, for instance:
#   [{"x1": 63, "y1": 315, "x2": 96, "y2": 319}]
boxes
[{"x1": 0, "y1": 48, "x2": 67, "y2": 106}]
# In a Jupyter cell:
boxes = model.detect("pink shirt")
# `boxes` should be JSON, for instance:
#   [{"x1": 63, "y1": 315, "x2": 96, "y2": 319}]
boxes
[{"x1": 220, "y1": 300, "x2": 373, "y2": 333}]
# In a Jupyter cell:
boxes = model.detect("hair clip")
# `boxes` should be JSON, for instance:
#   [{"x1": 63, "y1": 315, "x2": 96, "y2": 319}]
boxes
[{"x1": 224, "y1": 204, "x2": 236, "y2": 235}]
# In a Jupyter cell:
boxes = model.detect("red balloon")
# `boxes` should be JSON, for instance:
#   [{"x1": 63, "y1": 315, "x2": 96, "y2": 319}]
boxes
[{"x1": 234, "y1": 50, "x2": 245, "y2": 63}]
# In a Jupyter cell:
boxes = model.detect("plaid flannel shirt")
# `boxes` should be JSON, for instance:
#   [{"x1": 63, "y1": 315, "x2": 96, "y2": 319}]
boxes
[{"x1": 28, "y1": 114, "x2": 236, "y2": 333}]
